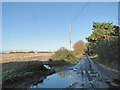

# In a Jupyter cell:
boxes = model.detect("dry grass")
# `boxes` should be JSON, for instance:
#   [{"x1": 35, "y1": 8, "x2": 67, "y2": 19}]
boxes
[
  {"x1": 1, "y1": 52, "x2": 54, "y2": 63},
  {"x1": 1, "y1": 52, "x2": 55, "y2": 88},
  {"x1": 2, "y1": 60, "x2": 55, "y2": 88}
]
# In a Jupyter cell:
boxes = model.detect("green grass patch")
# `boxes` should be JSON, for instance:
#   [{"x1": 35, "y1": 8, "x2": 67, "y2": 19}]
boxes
[{"x1": 75, "y1": 54, "x2": 83, "y2": 59}]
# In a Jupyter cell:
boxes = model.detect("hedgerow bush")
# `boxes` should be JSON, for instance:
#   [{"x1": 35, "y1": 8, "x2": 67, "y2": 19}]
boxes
[
  {"x1": 51, "y1": 47, "x2": 76, "y2": 61},
  {"x1": 85, "y1": 22, "x2": 119, "y2": 70}
]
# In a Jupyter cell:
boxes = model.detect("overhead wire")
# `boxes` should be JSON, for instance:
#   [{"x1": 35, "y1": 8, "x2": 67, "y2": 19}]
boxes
[{"x1": 70, "y1": 0, "x2": 91, "y2": 24}]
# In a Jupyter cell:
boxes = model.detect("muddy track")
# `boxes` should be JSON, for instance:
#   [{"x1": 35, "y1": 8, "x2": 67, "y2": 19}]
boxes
[{"x1": 68, "y1": 54, "x2": 120, "y2": 88}]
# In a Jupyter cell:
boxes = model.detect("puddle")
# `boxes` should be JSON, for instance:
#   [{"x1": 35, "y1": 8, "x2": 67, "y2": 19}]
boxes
[{"x1": 28, "y1": 70, "x2": 80, "y2": 88}]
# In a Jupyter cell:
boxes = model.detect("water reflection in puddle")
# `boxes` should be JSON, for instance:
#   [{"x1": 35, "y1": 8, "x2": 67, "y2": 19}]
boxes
[{"x1": 29, "y1": 70, "x2": 80, "y2": 88}]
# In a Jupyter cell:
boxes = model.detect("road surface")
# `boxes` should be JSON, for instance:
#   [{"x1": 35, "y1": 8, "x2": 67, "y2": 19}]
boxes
[
  {"x1": 54, "y1": 54, "x2": 120, "y2": 88},
  {"x1": 65, "y1": 54, "x2": 120, "y2": 88}
]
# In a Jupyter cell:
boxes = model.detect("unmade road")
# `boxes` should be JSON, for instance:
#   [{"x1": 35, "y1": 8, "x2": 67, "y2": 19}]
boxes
[{"x1": 56, "y1": 54, "x2": 120, "y2": 88}]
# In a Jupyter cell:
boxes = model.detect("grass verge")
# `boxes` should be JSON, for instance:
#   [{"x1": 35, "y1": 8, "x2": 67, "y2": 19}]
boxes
[
  {"x1": 1, "y1": 61, "x2": 55, "y2": 88},
  {"x1": 90, "y1": 54, "x2": 119, "y2": 72}
]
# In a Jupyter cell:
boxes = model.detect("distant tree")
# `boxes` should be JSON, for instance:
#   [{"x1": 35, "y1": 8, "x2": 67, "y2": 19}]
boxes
[
  {"x1": 9, "y1": 51, "x2": 15, "y2": 54},
  {"x1": 28, "y1": 51, "x2": 35, "y2": 53},
  {"x1": 73, "y1": 40, "x2": 85, "y2": 55}
]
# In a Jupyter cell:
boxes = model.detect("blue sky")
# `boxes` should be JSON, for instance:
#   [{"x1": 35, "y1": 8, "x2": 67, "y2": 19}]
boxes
[{"x1": 2, "y1": 2, "x2": 118, "y2": 52}]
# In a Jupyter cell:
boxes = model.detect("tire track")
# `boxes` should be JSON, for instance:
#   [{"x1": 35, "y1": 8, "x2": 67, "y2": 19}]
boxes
[{"x1": 69, "y1": 54, "x2": 120, "y2": 88}]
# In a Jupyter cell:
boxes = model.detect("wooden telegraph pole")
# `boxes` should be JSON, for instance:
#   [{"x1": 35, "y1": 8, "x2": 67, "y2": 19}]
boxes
[{"x1": 69, "y1": 24, "x2": 71, "y2": 52}]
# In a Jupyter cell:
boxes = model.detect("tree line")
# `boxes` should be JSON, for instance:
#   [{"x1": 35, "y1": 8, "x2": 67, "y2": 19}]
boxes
[{"x1": 85, "y1": 22, "x2": 119, "y2": 70}]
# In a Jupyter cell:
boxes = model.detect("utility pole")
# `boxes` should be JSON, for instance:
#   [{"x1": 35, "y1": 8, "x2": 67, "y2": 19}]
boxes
[{"x1": 69, "y1": 24, "x2": 71, "y2": 52}]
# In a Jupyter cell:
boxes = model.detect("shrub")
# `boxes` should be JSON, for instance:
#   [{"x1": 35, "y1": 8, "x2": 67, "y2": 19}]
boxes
[
  {"x1": 2, "y1": 61, "x2": 55, "y2": 88},
  {"x1": 51, "y1": 47, "x2": 76, "y2": 61}
]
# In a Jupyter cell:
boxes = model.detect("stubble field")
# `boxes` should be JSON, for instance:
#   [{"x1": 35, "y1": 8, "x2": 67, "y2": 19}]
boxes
[{"x1": 1, "y1": 52, "x2": 54, "y2": 63}]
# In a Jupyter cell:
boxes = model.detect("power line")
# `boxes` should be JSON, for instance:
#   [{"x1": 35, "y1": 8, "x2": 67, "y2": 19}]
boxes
[
  {"x1": 70, "y1": 0, "x2": 91, "y2": 24},
  {"x1": 69, "y1": 1, "x2": 90, "y2": 52}
]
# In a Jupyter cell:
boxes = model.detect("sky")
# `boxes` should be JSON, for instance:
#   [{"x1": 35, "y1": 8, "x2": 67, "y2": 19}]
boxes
[{"x1": 2, "y1": 2, "x2": 118, "y2": 52}]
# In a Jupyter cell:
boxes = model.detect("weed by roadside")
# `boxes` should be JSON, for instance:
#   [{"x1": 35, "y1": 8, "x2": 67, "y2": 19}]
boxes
[
  {"x1": 90, "y1": 54, "x2": 119, "y2": 73},
  {"x1": 1, "y1": 61, "x2": 55, "y2": 88}
]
